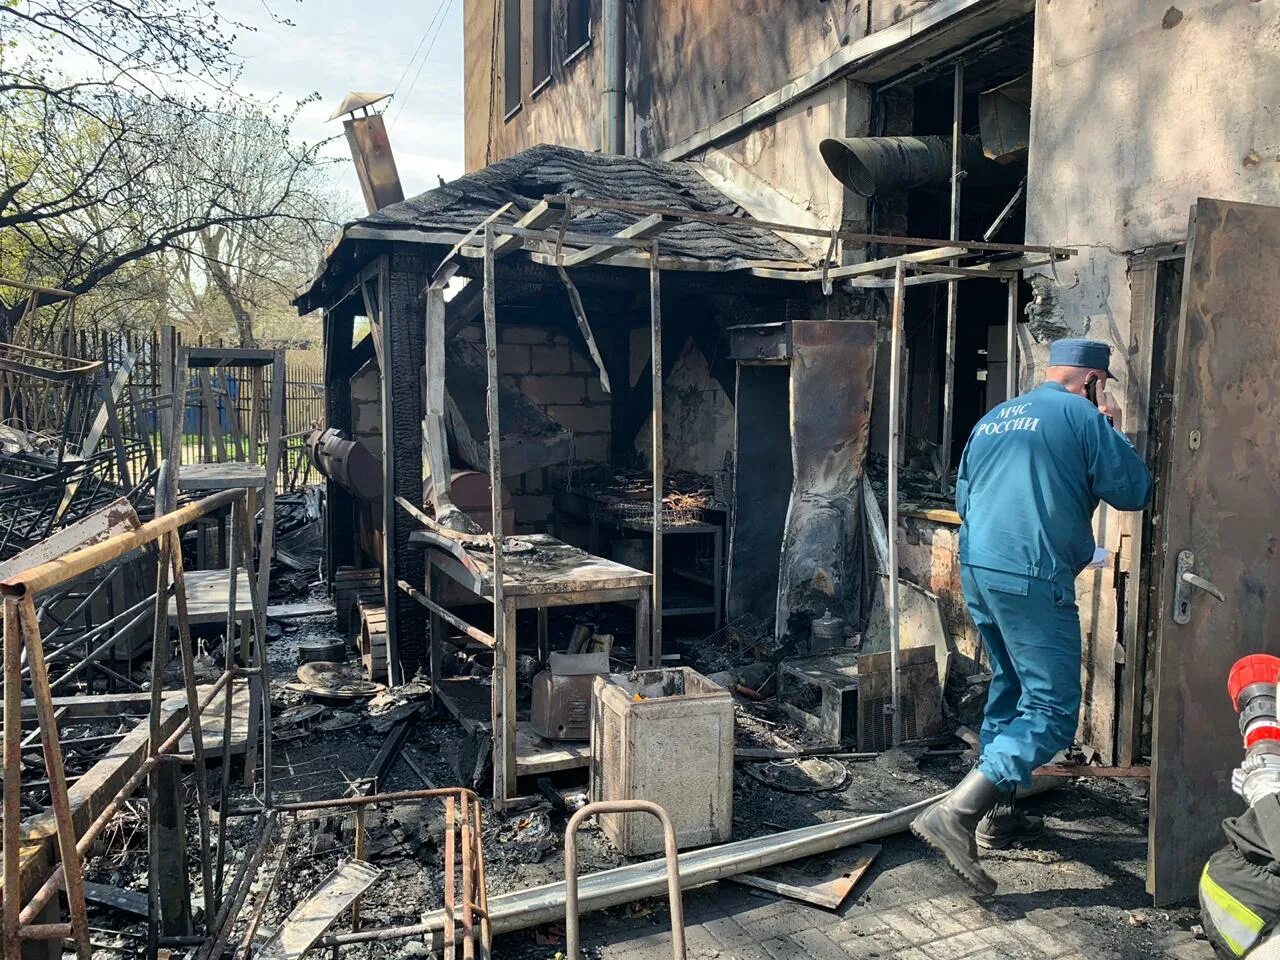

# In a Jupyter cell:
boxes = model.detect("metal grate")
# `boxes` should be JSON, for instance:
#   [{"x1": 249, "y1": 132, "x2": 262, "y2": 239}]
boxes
[{"x1": 860, "y1": 695, "x2": 919, "y2": 753}]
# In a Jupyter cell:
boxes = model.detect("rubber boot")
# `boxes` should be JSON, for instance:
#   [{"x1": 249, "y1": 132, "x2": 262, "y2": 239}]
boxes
[
  {"x1": 911, "y1": 767, "x2": 1001, "y2": 896},
  {"x1": 976, "y1": 793, "x2": 1044, "y2": 850}
]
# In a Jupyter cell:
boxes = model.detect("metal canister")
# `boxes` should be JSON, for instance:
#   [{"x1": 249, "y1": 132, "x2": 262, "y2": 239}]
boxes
[{"x1": 810, "y1": 608, "x2": 846, "y2": 652}]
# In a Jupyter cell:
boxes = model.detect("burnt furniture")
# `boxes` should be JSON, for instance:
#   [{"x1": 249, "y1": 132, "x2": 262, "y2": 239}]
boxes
[{"x1": 415, "y1": 531, "x2": 652, "y2": 802}]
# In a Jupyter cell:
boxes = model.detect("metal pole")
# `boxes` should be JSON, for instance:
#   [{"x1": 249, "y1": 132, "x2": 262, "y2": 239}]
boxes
[
  {"x1": 481, "y1": 224, "x2": 510, "y2": 806},
  {"x1": 320, "y1": 794, "x2": 944, "y2": 947},
  {"x1": 565, "y1": 801, "x2": 685, "y2": 960},
  {"x1": 4, "y1": 601, "x2": 23, "y2": 960},
  {"x1": 939, "y1": 61, "x2": 964, "y2": 477},
  {"x1": 1006, "y1": 278, "x2": 1018, "y2": 400},
  {"x1": 888, "y1": 261, "x2": 906, "y2": 748},
  {"x1": 649, "y1": 243, "x2": 663, "y2": 669}
]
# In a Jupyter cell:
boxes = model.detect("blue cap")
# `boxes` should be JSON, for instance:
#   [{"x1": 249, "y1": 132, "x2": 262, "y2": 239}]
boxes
[{"x1": 1048, "y1": 338, "x2": 1114, "y2": 378}]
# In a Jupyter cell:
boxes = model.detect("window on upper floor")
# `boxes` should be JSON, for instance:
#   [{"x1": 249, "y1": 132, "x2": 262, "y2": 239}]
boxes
[
  {"x1": 565, "y1": 0, "x2": 590, "y2": 61},
  {"x1": 533, "y1": 0, "x2": 553, "y2": 92},
  {"x1": 503, "y1": 0, "x2": 521, "y2": 116}
]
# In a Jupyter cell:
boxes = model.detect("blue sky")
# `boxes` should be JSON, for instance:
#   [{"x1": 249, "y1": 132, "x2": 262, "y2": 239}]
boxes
[{"x1": 224, "y1": 0, "x2": 467, "y2": 208}]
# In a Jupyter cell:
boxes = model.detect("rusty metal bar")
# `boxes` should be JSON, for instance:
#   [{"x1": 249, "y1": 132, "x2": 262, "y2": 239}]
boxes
[
  {"x1": 4, "y1": 600, "x2": 23, "y2": 960},
  {"x1": 565, "y1": 801, "x2": 685, "y2": 960},
  {"x1": 0, "y1": 488, "x2": 241, "y2": 597},
  {"x1": 216, "y1": 500, "x2": 242, "y2": 905},
  {"x1": 17, "y1": 596, "x2": 91, "y2": 960},
  {"x1": 194, "y1": 812, "x2": 278, "y2": 960},
  {"x1": 147, "y1": 532, "x2": 170, "y2": 960},
  {"x1": 167, "y1": 529, "x2": 217, "y2": 917},
  {"x1": 0, "y1": 277, "x2": 76, "y2": 299},
  {"x1": 232, "y1": 500, "x2": 270, "y2": 801},
  {"x1": 888, "y1": 262, "x2": 906, "y2": 748},
  {"x1": 16, "y1": 670, "x2": 235, "y2": 929},
  {"x1": 473, "y1": 800, "x2": 491, "y2": 959},
  {"x1": 397, "y1": 580, "x2": 496, "y2": 648},
  {"x1": 444, "y1": 796, "x2": 457, "y2": 960},
  {"x1": 352, "y1": 805, "x2": 368, "y2": 930},
  {"x1": 272, "y1": 786, "x2": 479, "y2": 813},
  {"x1": 547, "y1": 194, "x2": 1077, "y2": 257},
  {"x1": 234, "y1": 821, "x2": 297, "y2": 960},
  {"x1": 461, "y1": 792, "x2": 476, "y2": 960}
]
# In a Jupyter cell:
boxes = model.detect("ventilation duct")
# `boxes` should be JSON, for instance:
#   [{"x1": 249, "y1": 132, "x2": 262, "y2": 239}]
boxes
[{"x1": 819, "y1": 135, "x2": 996, "y2": 198}]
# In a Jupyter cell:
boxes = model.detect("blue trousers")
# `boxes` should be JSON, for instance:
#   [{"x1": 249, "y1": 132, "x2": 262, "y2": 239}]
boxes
[{"x1": 960, "y1": 564, "x2": 1083, "y2": 791}]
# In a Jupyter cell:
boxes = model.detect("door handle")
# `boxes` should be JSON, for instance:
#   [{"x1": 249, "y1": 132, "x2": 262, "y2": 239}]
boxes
[{"x1": 1173, "y1": 550, "x2": 1226, "y2": 624}]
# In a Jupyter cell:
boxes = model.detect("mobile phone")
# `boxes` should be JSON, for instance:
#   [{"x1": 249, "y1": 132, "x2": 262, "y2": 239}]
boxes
[{"x1": 1086, "y1": 375, "x2": 1115, "y2": 425}]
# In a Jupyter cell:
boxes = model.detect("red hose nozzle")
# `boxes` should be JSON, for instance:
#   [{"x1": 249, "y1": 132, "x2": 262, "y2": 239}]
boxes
[{"x1": 1229, "y1": 655, "x2": 1280, "y2": 707}]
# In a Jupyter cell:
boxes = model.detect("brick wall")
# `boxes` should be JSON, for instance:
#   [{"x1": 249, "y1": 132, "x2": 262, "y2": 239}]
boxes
[
  {"x1": 351, "y1": 361, "x2": 382, "y2": 458},
  {"x1": 461, "y1": 321, "x2": 612, "y2": 532}
]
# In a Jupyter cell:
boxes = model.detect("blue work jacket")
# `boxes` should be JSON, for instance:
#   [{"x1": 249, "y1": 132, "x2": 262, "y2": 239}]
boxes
[{"x1": 956, "y1": 381, "x2": 1152, "y2": 585}]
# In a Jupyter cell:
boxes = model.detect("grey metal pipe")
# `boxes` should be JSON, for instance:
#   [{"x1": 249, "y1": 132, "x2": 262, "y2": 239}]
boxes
[
  {"x1": 318, "y1": 793, "x2": 944, "y2": 947},
  {"x1": 566, "y1": 801, "x2": 685, "y2": 960},
  {"x1": 602, "y1": 0, "x2": 625, "y2": 153},
  {"x1": 819, "y1": 135, "x2": 993, "y2": 198}
]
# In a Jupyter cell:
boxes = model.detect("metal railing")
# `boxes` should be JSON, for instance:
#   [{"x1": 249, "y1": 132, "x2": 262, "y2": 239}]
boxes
[{"x1": 1, "y1": 487, "x2": 270, "y2": 960}]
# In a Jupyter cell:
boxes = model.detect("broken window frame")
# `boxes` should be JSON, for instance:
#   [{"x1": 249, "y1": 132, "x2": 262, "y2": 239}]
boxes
[
  {"x1": 564, "y1": 0, "x2": 591, "y2": 65},
  {"x1": 502, "y1": 0, "x2": 522, "y2": 119}
]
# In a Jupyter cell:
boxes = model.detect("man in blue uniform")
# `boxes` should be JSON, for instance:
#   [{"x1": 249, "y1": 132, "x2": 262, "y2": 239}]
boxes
[{"x1": 912, "y1": 338, "x2": 1152, "y2": 895}]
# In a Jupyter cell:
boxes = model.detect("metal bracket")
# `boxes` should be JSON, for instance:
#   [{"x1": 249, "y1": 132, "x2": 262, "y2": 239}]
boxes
[{"x1": 1172, "y1": 550, "x2": 1226, "y2": 624}]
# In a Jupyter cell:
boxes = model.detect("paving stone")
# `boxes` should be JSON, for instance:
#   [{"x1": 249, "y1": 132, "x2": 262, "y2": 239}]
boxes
[
  {"x1": 701, "y1": 914, "x2": 770, "y2": 960},
  {"x1": 760, "y1": 938, "x2": 807, "y2": 960},
  {"x1": 683, "y1": 922, "x2": 725, "y2": 959},
  {"x1": 789, "y1": 926, "x2": 853, "y2": 960},
  {"x1": 736, "y1": 907, "x2": 820, "y2": 941},
  {"x1": 889, "y1": 950, "x2": 935, "y2": 960},
  {"x1": 880, "y1": 909, "x2": 939, "y2": 946},
  {"x1": 904, "y1": 901, "x2": 970, "y2": 938},
  {"x1": 919, "y1": 931, "x2": 992, "y2": 960},
  {"x1": 1005, "y1": 918, "x2": 1072, "y2": 957},
  {"x1": 972, "y1": 926, "x2": 1048, "y2": 959},
  {"x1": 831, "y1": 912, "x2": 890, "y2": 941}
]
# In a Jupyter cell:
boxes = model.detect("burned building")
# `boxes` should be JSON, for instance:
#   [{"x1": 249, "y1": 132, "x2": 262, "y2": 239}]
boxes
[{"x1": 295, "y1": 0, "x2": 1280, "y2": 907}]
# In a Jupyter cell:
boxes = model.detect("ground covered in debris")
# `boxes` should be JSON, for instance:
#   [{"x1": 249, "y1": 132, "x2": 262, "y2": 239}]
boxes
[{"x1": 72, "y1": 581, "x2": 1210, "y2": 960}]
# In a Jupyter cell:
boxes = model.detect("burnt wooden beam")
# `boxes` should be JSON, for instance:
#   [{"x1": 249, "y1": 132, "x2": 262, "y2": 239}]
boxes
[
  {"x1": 558, "y1": 214, "x2": 677, "y2": 268},
  {"x1": 378, "y1": 251, "x2": 429, "y2": 682},
  {"x1": 324, "y1": 301, "x2": 358, "y2": 587}
]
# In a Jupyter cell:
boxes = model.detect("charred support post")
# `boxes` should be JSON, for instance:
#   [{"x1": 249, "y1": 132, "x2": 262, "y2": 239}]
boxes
[
  {"x1": 940, "y1": 61, "x2": 964, "y2": 472},
  {"x1": 482, "y1": 226, "x2": 514, "y2": 807},
  {"x1": 888, "y1": 262, "x2": 906, "y2": 748},
  {"x1": 324, "y1": 302, "x2": 358, "y2": 586},
  {"x1": 379, "y1": 253, "x2": 428, "y2": 683},
  {"x1": 648, "y1": 244, "x2": 664, "y2": 668},
  {"x1": 154, "y1": 760, "x2": 192, "y2": 936}
]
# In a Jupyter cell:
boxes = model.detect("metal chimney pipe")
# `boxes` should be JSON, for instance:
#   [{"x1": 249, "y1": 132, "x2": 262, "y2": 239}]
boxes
[
  {"x1": 602, "y1": 0, "x2": 626, "y2": 153},
  {"x1": 819, "y1": 135, "x2": 993, "y2": 198}
]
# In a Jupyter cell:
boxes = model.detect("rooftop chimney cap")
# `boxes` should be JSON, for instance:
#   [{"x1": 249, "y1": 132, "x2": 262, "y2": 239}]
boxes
[{"x1": 328, "y1": 92, "x2": 392, "y2": 122}]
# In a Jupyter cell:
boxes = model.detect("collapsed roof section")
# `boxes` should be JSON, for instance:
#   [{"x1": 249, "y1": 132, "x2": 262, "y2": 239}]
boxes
[{"x1": 297, "y1": 144, "x2": 808, "y2": 312}]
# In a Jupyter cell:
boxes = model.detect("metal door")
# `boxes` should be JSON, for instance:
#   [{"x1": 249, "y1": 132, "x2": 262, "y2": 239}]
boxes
[{"x1": 1149, "y1": 198, "x2": 1280, "y2": 903}]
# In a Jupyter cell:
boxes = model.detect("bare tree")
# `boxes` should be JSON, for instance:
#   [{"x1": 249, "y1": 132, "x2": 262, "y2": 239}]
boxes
[{"x1": 0, "y1": 0, "x2": 336, "y2": 337}]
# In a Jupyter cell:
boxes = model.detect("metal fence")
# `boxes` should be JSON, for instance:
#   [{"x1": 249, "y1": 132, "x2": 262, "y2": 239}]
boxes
[{"x1": 80, "y1": 329, "x2": 323, "y2": 493}]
